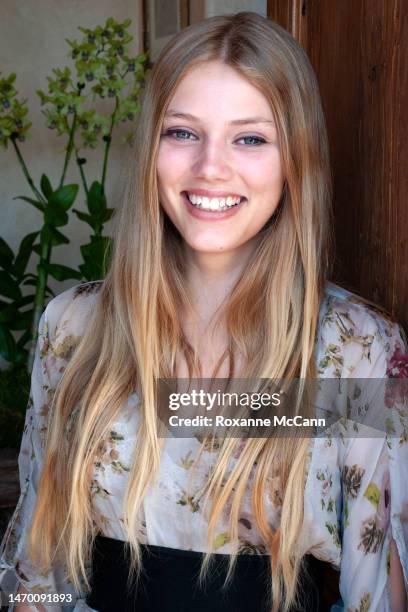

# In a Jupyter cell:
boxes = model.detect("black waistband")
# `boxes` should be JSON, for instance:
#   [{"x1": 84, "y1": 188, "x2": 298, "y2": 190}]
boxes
[{"x1": 86, "y1": 535, "x2": 325, "y2": 612}]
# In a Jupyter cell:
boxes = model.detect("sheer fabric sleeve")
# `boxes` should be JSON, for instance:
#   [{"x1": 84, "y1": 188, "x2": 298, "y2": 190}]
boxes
[
  {"x1": 338, "y1": 316, "x2": 408, "y2": 611},
  {"x1": 0, "y1": 301, "x2": 90, "y2": 611}
]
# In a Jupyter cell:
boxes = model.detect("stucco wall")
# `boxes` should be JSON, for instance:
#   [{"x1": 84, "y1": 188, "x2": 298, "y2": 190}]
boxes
[{"x1": 204, "y1": 0, "x2": 266, "y2": 18}]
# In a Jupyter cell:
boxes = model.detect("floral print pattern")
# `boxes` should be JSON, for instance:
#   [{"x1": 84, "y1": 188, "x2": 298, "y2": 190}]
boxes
[{"x1": 0, "y1": 280, "x2": 407, "y2": 611}]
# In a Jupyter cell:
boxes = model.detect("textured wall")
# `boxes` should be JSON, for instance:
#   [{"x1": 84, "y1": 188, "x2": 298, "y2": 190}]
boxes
[
  {"x1": 0, "y1": 0, "x2": 141, "y2": 294},
  {"x1": 205, "y1": 0, "x2": 266, "y2": 17}
]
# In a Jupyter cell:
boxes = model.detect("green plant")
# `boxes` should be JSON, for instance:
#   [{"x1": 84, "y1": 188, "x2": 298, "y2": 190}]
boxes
[
  {"x1": 0, "y1": 232, "x2": 53, "y2": 366},
  {"x1": 0, "y1": 363, "x2": 30, "y2": 448},
  {"x1": 0, "y1": 18, "x2": 148, "y2": 374}
]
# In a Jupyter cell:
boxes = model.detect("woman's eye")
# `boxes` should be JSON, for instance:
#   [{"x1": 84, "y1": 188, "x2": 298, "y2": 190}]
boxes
[
  {"x1": 236, "y1": 135, "x2": 266, "y2": 146},
  {"x1": 162, "y1": 130, "x2": 266, "y2": 146},
  {"x1": 163, "y1": 129, "x2": 196, "y2": 140}
]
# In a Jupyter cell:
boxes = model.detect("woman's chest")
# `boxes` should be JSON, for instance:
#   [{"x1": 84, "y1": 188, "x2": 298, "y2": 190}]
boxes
[{"x1": 89, "y1": 400, "x2": 342, "y2": 564}]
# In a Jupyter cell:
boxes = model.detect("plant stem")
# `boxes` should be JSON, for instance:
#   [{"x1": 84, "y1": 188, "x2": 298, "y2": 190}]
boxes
[
  {"x1": 75, "y1": 149, "x2": 89, "y2": 196},
  {"x1": 59, "y1": 112, "x2": 77, "y2": 187},
  {"x1": 101, "y1": 96, "x2": 118, "y2": 191},
  {"x1": 27, "y1": 237, "x2": 51, "y2": 373},
  {"x1": 11, "y1": 138, "x2": 46, "y2": 204}
]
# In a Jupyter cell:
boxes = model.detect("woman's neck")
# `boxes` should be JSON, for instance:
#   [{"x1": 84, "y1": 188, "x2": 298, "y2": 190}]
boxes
[{"x1": 183, "y1": 237, "x2": 258, "y2": 327}]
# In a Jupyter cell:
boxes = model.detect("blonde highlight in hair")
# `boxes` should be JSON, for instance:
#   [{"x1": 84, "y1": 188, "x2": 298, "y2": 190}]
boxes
[{"x1": 28, "y1": 12, "x2": 333, "y2": 611}]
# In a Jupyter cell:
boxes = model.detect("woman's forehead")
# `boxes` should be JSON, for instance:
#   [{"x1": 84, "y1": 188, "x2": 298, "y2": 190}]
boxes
[{"x1": 165, "y1": 61, "x2": 275, "y2": 125}]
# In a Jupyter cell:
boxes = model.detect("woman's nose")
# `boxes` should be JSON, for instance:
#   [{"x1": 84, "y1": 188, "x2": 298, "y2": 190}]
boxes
[{"x1": 191, "y1": 138, "x2": 233, "y2": 182}]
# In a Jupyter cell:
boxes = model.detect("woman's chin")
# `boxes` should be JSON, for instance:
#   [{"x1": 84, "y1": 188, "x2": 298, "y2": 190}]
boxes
[{"x1": 182, "y1": 236, "x2": 249, "y2": 256}]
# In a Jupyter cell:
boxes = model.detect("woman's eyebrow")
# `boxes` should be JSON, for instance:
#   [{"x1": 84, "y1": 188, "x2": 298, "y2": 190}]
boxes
[{"x1": 165, "y1": 110, "x2": 275, "y2": 126}]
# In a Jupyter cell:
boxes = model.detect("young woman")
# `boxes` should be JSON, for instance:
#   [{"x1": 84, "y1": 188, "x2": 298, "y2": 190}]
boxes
[{"x1": 1, "y1": 11, "x2": 407, "y2": 612}]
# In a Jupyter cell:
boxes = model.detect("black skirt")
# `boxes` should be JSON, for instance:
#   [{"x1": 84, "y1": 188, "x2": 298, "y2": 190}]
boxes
[{"x1": 86, "y1": 535, "x2": 326, "y2": 612}]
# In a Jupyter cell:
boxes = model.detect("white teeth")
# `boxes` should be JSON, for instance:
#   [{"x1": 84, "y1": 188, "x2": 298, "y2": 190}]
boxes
[{"x1": 186, "y1": 192, "x2": 242, "y2": 211}]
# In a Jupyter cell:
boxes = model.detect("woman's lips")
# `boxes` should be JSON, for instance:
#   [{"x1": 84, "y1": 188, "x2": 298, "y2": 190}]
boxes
[{"x1": 181, "y1": 192, "x2": 246, "y2": 220}]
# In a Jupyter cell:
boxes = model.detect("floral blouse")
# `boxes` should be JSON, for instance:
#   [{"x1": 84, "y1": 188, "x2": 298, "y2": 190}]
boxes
[{"x1": 0, "y1": 280, "x2": 407, "y2": 612}]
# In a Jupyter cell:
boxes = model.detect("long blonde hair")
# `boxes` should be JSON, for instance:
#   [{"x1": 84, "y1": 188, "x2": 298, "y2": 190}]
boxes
[{"x1": 28, "y1": 12, "x2": 333, "y2": 611}]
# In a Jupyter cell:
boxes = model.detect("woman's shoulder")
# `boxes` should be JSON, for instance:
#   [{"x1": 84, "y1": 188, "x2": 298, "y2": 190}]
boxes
[
  {"x1": 42, "y1": 280, "x2": 103, "y2": 362},
  {"x1": 317, "y1": 281, "x2": 408, "y2": 377}
]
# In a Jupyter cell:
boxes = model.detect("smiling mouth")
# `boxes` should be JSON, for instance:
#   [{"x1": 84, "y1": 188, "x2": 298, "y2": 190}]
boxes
[{"x1": 182, "y1": 191, "x2": 246, "y2": 211}]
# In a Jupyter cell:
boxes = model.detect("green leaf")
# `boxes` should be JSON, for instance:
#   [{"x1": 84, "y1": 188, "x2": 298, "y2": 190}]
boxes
[
  {"x1": 21, "y1": 272, "x2": 37, "y2": 281},
  {"x1": 13, "y1": 232, "x2": 39, "y2": 277},
  {"x1": 44, "y1": 205, "x2": 69, "y2": 227},
  {"x1": 0, "y1": 306, "x2": 17, "y2": 323},
  {"x1": 103, "y1": 208, "x2": 115, "y2": 223},
  {"x1": 43, "y1": 263, "x2": 82, "y2": 281},
  {"x1": 213, "y1": 532, "x2": 231, "y2": 550},
  {"x1": 21, "y1": 277, "x2": 39, "y2": 287},
  {"x1": 40, "y1": 174, "x2": 53, "y2": 199},
  {"x1": 0, "y1": 271, "x2": 22, "y2": 301},
  {"x1": 0, "y1": 237, "x2": 15, "y2": 271},
  {"x1": 0, "y1": 323, "x2": 17, "y2": 363},
  {"x1": 20, "y1": 277, "x2": 54, "y2": 298},
  {"x1": 81, "y1": 236, "x2": 111, "y2": 263},
  {"x1": 49, "y1": 184, "x2": 78, "y2": 210},
  {"x1": 72, "y1": 209, "x2": 94, "y2": 226},
  {"x1": 87, "y1": 181, "x2": 107, "y2": 216},
  {"x1": 363, "y1": 482, "x2": 381, "y2": 508},
  {"x1": 16, "y1": 329, "x2": 32, "y2": 348},
  {"x1": 45, "y1": 285, "x2": 55, "y2": 298},
  {"x1": 49, "y1": 227, "x2": 70, "y2": 246},
  {"x1": 14, "y1": 346, "x2": 28, "y2": 365},
  {"x1": 14, "y1": 294, "x2": 35, "y2": 308},
  {"x1": 14, "y1": 196, "x2": 44, "y2": 212},
  {"x1": 8, "y1": 309, "x2": 34, "y2": 331},
  {"x1": 79, "y1": 235, "x2": 111, "y2": 280}
]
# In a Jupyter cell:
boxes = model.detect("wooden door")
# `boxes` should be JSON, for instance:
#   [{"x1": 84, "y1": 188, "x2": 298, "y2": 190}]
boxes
[{"x1": 268, "y1": 0, "x2": 408, "y2": 331}]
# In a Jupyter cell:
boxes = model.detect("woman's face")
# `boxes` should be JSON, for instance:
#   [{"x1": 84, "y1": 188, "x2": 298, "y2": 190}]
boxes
[{"x1": 157, "y1": 60, "x2": 284, "y2": 256}]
